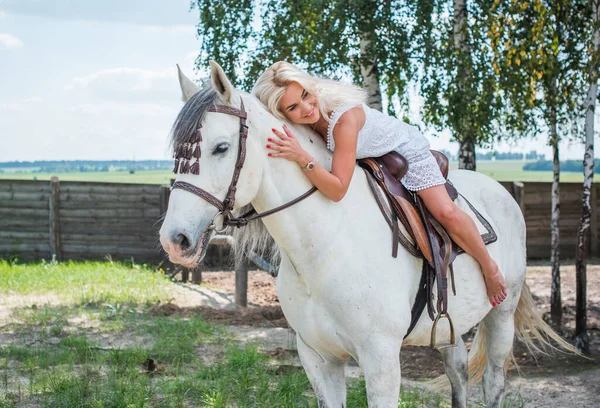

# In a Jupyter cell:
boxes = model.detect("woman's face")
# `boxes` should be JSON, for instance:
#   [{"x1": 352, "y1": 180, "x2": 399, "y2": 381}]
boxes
[{"x1": 278, "y1": 81, "x2": 320, "y2": 124}]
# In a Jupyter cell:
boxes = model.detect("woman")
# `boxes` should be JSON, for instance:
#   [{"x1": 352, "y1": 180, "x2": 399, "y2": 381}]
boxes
[{"x1": 252, "y1": 61, "x2": 507, "y2": 306}]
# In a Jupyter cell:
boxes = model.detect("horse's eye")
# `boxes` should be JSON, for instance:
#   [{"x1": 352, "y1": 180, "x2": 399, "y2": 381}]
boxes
[{"x1": 212, "y1": 142, "x2": 229, "y2": 155}]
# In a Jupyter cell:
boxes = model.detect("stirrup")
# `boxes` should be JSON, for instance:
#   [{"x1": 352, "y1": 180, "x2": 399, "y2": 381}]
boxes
[{"x1": 430, "y1": 312, "x2": 456, "y2": 350}]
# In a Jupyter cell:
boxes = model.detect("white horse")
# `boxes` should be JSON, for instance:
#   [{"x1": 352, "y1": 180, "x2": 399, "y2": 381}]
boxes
[{"x1": 160, "y1": 62, "x2": 571, "y2": 408}]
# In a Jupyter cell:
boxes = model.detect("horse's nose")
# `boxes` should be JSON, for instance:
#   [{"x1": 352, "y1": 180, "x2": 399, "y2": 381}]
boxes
[{"x1": 173, "y1": 232, "x2": 191, "y2": 251}]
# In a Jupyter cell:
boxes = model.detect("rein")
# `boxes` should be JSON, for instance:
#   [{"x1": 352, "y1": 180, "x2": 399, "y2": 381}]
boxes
[{"x1": 171, "y1": 97, "x2": 318, "y2": 232}]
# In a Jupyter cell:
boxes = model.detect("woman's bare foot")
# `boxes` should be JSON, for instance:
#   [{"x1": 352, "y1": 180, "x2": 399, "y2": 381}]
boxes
[{"x1": 481, "y1": 260, "x2": 508, "y2": 306}]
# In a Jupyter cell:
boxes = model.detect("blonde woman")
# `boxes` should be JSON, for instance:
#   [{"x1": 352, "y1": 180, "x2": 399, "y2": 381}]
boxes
[{"x1": 252, "y1": 61, "x2": 507, "y2": 307}]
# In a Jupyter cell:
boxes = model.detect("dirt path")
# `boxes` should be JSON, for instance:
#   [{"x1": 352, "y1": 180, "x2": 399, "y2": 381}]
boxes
[{"x1": 186, "y1": 263, "x2": 600, "y2": 407}]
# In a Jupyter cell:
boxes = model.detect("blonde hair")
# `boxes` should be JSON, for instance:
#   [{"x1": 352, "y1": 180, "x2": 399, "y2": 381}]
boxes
[{"x1": 251, "y1": 61, "x2": 368, "y2": 124}]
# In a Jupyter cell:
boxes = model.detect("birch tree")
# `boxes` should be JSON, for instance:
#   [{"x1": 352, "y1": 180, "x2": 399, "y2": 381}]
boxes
[
  {"x1": 191, "y1": 0, "x2": 414, "y2": 115},
  {"x1": 488, "y1": 0, "x2": 588, "y2": 327},
  {"x1": 412, "y1": 0, "x2": 502, "y2": 170},
  {"x1": 575, "y1": 0, "x2": 600, "y2": 354}
]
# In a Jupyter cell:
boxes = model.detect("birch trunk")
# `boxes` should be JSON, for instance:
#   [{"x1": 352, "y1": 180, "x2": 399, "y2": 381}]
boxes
[
  {"x1": 453, "y1": 0, "x2": 476, "y2": 170},
  {"x1": 459, "y1": 138, "x2": 476, "y2": 171},
  {"x1": 574, "y1": 0, "x2": 600, "y2": 355},
  {"x1": 550, "y1": 102, "x2": 562, "y2": 327},
  {"x1": 359, "y1": 35, "x2": 382, "y2": 110}
]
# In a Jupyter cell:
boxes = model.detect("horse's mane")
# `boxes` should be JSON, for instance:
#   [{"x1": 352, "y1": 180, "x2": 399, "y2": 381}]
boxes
[{"x1": 169, "y1": 82, "x2": 220, "y2": 152}]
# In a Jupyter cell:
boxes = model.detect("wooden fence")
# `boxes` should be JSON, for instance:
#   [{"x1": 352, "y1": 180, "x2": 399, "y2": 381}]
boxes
[
  {"x1": 0, "y1": 178, "x2": 596, "y2": 262},
  {"x1": 0, "y1": 178, "x2": 165, "y2": 262}
]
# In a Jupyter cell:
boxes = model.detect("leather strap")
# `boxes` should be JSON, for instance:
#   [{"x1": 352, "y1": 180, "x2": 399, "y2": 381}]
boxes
[
  {"x1": 223, "y1": 186, "x2": 318, "y2": 227},
  {"x1": 172, "y1": 97, "x2": 318, "y2": 230},
  {"x1": 362, "y1": 167, "x2": 421, "y2": 258},
  {"x1": 171, "y1": 181, "x2": 225, "y2": 211}
]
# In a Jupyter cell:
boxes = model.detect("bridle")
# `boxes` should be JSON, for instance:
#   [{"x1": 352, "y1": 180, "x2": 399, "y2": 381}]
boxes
[{"x1": 171, "y1": 97, "x2": 318, "y2": 232}]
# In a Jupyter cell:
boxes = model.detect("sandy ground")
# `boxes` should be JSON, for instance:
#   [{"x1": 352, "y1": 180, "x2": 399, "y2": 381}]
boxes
[{"x1": 191, "y1": 263, "x2": 600, "y2": 408}]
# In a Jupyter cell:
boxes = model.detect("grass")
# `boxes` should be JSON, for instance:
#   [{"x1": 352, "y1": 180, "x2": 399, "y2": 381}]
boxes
[
  {"x1": 0, "y1": 261, "x2": 470, "y2": 407},
  {"x1": 1, "y1": 160, "x2": 599, "y2": 184},
  {"x1": 0, "y1": 170, "x2": 174, "y2": 185},
  {"x1": 0, "y1": 260, "x2": 173, "y2": 305}
]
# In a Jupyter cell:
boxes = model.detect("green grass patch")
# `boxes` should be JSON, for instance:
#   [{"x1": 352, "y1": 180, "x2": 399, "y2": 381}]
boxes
[
  {"x1": 3, "y1": 160, "x2": 600, "y2": 185},
  {"x1": 0, "y1": 260, "x2": 173, "y2": 305},
  {"x1": 0, "y1": 170, "x2": 174, "y2": 184}
]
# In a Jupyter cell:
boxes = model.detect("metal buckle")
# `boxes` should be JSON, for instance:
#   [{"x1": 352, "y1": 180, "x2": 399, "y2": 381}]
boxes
[{"x1": 430, "y1": 312, "x2": 457, "y2": 350}]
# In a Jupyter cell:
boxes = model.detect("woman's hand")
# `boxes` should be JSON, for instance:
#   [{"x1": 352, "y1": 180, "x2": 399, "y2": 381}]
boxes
[{"x1": 267, "y1": 124, "x2": 312, "y2": 167}]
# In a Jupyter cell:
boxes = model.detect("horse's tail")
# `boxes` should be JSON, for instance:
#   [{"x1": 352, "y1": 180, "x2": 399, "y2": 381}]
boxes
[{"x1": 429, "y1": 283, "x2": 580, "y2": 389}]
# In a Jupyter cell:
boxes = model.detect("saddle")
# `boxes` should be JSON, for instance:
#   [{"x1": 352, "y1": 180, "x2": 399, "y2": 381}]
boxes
[{"x1": 358, "y1": 150, "x2": 497, "y2": 349}]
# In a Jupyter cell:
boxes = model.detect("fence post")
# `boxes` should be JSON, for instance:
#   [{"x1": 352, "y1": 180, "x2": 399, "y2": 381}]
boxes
[
  {"x1": 159, "y1": 185, "x2": 170, "y2": 217},
  {"x1": 512, "y1": 181, "x2": 525, "y2": 216},
  {"x1": 49, "y1": 176, "x2": 62, "y2": 261},
  {"x1": 191, "y1": 266, "x2": 202, "y2": 284},
  {"x1": 235, "y1": 258, "x2": 249, "y2": 307}
]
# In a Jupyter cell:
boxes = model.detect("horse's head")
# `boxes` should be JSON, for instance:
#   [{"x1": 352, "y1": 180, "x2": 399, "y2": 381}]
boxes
[{"x1": 159, "y1": 62, "x2": 265, "y2": 267}]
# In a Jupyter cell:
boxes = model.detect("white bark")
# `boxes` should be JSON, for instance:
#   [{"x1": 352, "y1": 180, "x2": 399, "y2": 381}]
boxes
[
  {"x1": 359, "y1": 34, "x2": 383, "y2": 111},
  {"x1": 575, "y1": 0, "x2": 600, "y2": 354},
  {"x1": 550, "y1": 123, "x2": 561, "y2": 326},
  {"x1": 453, "y1": 0, "x2": 475, "y2": 170}
]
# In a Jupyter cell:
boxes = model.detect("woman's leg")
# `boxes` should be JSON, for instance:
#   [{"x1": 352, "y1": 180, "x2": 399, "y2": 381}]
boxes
[{"x1": 418, "y1": 184, "x2": 507, "y2": 306}]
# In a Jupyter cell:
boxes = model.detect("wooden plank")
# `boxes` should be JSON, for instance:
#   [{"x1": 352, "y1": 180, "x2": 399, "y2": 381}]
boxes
[
  {"x1": 0, "y1": 180, "x2": 51, "y2": 193},
  {"x1": 59, "y1": 192, "x2": 159, "y2": 204},
  {"x1": 58, "y1": 208, "x2": 160, "y2": 218},
  {"x1": 59, "y1": 183, "x2": 161, "y2": 195},
  {"x1": 0, "y1": 224, "x2": 49, "y2": 233},
  {"x1": 0, "y1": 191, "x2": 50, "y2": 201},
  {"x1": 0, "y1": 231, "x2": 49, "y2": 240},
  {"x1": 61, "y1": 252, "x2": 161, "y2": 262},
  {"x1": 60, "y1": 216, "x2": 157, "y2": 224},
  {"x1": 0, "y1": 208, "x2": 51, "y2": 217},
  {"x1": 59, "y1": 201, "x2": 159, "y2": 210},
  {"x1": 60, "y1": 244, "x2": 159, "y2": 254},
  {"x1": 49, "y1": 177, "x2": 62, "y2": 261},
  {"x1": 61, "y1": 234, "x2": 159, "y2": 244},
  {"x1": 0, "y1": 243, "x2": 51, "y2": 252},
  {"x1": 60, "y1": 226, "x2": 157, "y2": 235},
  {"x1": 60, "y1": 223, "x2": 157, "y2": 232},
  {"x1": 0, "y1": 201, "x2": 50, "y2": 210}
]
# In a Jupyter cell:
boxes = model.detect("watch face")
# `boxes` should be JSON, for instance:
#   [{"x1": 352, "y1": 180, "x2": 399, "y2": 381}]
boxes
[{"x1": 308, "y1": 162, "x2": 315, "y2": 170}]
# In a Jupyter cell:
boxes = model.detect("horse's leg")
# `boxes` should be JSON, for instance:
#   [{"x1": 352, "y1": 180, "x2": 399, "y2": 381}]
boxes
[
  {"x1": 439, "y1": 336, "x2": 469, "y2": 408},
  {"x1": 481, "y1": 305, "x2": 515, "y2": 408},
  {"x1": 357, "y1": 337, "x2": 401, "y2": 407},
  {"x1": 296, "y1": 333, "x2": 347, "y2": 408}
]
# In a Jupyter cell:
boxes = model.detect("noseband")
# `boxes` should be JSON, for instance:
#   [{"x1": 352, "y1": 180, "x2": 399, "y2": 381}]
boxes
[{"x1": 171, "y1": 97, "x2": 317, "y2": 232}]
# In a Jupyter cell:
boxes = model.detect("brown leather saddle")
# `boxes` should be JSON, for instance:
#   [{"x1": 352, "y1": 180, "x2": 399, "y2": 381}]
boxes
[{"x1": 358, "y1": 150, "x2": 497, "y2": 349}]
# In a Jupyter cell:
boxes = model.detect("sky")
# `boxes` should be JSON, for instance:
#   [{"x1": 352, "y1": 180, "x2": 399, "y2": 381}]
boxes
[{"x1": 0, "y1": 0, "x2": 598, "y2": 162}]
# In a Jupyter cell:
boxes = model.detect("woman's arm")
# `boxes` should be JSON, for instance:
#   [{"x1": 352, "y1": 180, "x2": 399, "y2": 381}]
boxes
[{"x1": 268, "y1": 109, "x2": 362, "y2": 202}]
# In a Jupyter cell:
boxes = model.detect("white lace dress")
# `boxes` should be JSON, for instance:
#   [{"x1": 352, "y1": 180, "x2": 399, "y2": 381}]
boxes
[{"x1": 327, "y1": 103, "x2": 446, "y2": 191}]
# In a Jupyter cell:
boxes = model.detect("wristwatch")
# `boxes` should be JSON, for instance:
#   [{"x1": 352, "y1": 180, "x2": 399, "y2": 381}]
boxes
[{"x1": 302, "y1": 158, "x2": 315, "y2": 172}]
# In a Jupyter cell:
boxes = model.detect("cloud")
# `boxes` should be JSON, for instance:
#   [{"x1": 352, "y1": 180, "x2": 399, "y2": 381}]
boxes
[
  {"x1": 0, "y1": 0, "x2": 196, "y2": 26},
  {"x1": 0, "y1": 33, "x2": 23, "y2": 48},
  {"x1": 68, "y1": 101, "x2": 176, "y2": 117},
  {"x1": 65, "y1": 67, "x2": 180, "y2": 102},
  {"x1": 0, "y1": 96, "x2": 42, "y2": 112}
]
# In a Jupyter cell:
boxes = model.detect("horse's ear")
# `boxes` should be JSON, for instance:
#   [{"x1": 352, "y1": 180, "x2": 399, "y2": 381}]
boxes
[
  {"x1": 177, "y1": 64, "x2": 199, "y2": 102},
  {"x1": 209, "y1": 60, "x2": 234, "y2": 104}
]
